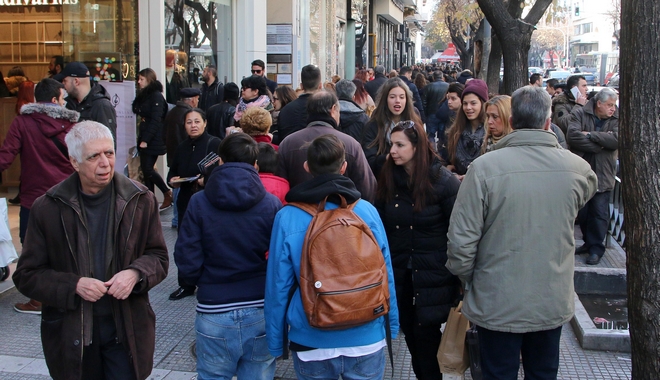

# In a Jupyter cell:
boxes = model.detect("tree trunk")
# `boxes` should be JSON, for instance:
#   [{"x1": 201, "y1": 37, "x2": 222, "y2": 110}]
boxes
[
  {"x1": 500, "y1": 32, "x2": 530, "y2": 94},
  {"x1": 486, "y1": 34, "x2": 502, "y2": 94},
  {"x1": 620, "y1": 0, "x2": 660, "y2": 377}
]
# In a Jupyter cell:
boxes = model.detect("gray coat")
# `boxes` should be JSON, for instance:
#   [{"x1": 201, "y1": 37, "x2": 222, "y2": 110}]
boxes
[
  {"x1": 446, "y1": 129, "x2": 597, "y2": 333},
  {"x1": 566, "y1": 97, "x2": 618, "y2": 192}
]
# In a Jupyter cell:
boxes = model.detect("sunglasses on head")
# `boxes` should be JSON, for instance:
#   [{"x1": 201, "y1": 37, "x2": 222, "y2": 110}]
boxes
[
  {"x1": 251, "y1": 69, "x2": 262, "y2": 74},
  {"x1": 394, "y1": 120, "x2": 418, "y2": 136}
]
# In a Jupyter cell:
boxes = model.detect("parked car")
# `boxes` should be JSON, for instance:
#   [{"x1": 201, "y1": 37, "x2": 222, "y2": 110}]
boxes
[
  {"x1": 543, "y1": 68, "x2": 557, "y2": 78},
  {"x1": 529, "y1": 66, "x2": 543, "y2": 76},
  {"x1": 607, "y1": 73, "x2": 620, "y2": 90},
  {"x1": 582, "y1": 73, "x2": 600, "y2": 86},
  {"x1": 548, "y1": 70, "x2": 572, "y2": 83}
]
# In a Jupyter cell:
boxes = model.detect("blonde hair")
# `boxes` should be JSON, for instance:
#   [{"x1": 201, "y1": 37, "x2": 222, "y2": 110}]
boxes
[
  {"x1": 240, "y1": 107, "x2": 273, "y2": 136},
  {"x1": 482, "y1": 95, "x2": 512, "y2": 153}
]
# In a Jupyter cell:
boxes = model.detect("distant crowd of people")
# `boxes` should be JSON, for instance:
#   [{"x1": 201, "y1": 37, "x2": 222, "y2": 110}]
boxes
[{"x1": 0, "y1": 56, "x2": 618, "y2": 380}]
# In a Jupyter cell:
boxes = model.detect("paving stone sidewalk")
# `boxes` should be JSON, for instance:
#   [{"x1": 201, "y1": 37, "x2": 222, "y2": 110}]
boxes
[{"x1": 0, "y1": 207, "x2": 632, "y2": 379}]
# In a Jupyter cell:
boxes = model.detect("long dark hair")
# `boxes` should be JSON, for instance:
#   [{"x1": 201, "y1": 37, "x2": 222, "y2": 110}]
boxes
[
  {"x1": 352, "y1": 79, "x2": 368, "y2": 105},
  {"x1": 368, "y1": 77, "x2": 422, "y2": 155},
  {"x1": 137, "y1": 68, "x2": 157, "y2": 87},
  {"x1": 377, "y1": 121, "x2": 437, "y2": 212},
  {"x1": 274, "y1": 86, "x2": 297, "y2": 108},
  {"x1": 446, "y1": 94, "x2": 485, "y2": 165}
]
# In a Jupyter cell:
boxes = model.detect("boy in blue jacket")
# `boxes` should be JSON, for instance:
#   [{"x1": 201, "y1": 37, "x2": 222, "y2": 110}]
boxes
[
  {"x1": 265, "y1": 132, "x2": 399, "y2": 380},
  {"x1": 175, "y1": 133, "x2": 282, "y2": 380}
]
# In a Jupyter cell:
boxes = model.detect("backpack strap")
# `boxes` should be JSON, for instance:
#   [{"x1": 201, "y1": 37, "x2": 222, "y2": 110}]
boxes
[
  {"x1": 50, "y1": 135, "x2": 69, "y2": 159},
  {"x1": 385, "y1": 313, "x2": 394, "y2": 378}
]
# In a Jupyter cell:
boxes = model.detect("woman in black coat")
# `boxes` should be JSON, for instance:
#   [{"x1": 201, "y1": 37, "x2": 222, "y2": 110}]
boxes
[
  {"x1": 166, "y1": 108, "x2": 221, "y2": 299},
  {"x1": 375, "y1": 120, "x2": 462, "y2": 380},
  {"x1": 133, "y1": 68, "x2": 172, "y2": 209}
]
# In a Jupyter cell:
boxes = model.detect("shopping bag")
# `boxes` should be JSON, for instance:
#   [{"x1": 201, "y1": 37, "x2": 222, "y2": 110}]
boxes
[
  {"x1": 466, "y1": 323, "x2": 483, "y2": 380},
  {"x1": 437, "y1": 301, "x2": 470, "y2": 375},
  {"x1": 0, "y1": 198, "x2": 18, "y2": 267}
]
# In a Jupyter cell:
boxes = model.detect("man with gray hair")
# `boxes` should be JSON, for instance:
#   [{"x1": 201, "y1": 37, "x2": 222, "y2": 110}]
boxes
[
  {"x1": 277, "y1": 90, "x2": 377, "y2": 202},
  {"x1": 13, "y1": 121, "x2": 169, "y2": 380},
  {"x1": 567, "y1": 87, "x2": 619, "y2": 265},
  {"x1": 365, "y1": 65, "x2": 387, "y2": 101},
  {"x1": 336, "y1": 79, "x2": 369, "y2": 141},
  {"x1": 446, "y1": 86, "x2": 597, "y2": 379}
]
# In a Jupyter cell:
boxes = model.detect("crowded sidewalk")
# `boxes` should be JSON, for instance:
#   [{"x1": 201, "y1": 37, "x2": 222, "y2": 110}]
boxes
[{"x1": 0, "y1": 193, "x2": 632, "y2": 379}]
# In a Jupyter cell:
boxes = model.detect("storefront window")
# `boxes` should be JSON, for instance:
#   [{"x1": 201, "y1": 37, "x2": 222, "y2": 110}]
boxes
[
  {"x1": 164, "y1": 0, "x2": 233, "y2": 85},
  {"x1": 62, "y1": 0, "x2": 139, "y2": 81}
]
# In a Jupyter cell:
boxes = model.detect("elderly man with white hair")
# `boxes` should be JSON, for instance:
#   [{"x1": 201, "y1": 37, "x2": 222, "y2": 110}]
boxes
[
  {"x1": 335, "y1": 79, "x2": 369, "y2": 141},
  {"x1": 13, "y1": 121, "x2": 168, "y2": 380},
  {"x1": 567, "y1": 87, "x2": 619, "y2": 265}
]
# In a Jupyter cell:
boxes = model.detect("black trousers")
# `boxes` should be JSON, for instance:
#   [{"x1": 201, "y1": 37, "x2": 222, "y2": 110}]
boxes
[
  {"x1": 139, "y1": 153, "x2": 169, "y2": 194},
  {"x1": 478, "y1": 325, "x2": 562, "y2": 380},
  {"x1": 19, "y1": 206, "x2": 29, "y2": 244},
  {"x1": 398, "y1": 271, "x2": 443, "y2": 380},
  {"x1": 81, "y1": 315, "x2": 136, "y2": 380},
  {"x1": 577, "y1": 190, "x2": 611, "y2": 258}
]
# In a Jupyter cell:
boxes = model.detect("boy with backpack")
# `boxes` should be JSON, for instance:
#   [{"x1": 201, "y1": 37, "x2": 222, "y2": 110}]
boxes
[{"x1": 265, "y1": 133, "x2": 399, "y2": 380}]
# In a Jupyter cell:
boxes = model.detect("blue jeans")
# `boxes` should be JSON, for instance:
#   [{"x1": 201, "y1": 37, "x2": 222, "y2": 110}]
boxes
[
  {"x1": 171, "y1": 188, "x2": 180, "y2": 227},
  {"x1": 195, "y1": 308, "x2": 275, "y2": 380},
  {"x1": 478, "y1": 325, "x2": 562, "y2": 380},
  {"x1": 292, "y1": 347, "x2": 385, "y2": 380},
  {"x1": 426, "y1": 114, "x2": 441, "y2": 144}
]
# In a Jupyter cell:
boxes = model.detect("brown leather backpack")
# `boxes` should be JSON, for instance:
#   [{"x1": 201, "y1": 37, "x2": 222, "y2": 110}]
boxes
[{"x1": 289, "y1": 194, "x2": 390, "y2": 330}]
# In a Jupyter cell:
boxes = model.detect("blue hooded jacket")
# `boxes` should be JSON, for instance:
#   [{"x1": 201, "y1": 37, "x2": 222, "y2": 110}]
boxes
[{"x1": 174, "y1": 162, "x2": 282, "y2": 309}]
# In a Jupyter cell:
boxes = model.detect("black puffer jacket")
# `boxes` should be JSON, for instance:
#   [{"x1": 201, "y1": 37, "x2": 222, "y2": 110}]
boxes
[
  {"x1": 365, "y1": 73, "x2": 387, "y2": 101},
  {"x1": 376, "y1": 160, "x2": 461, "y2": 326},
  {"x1": 133, "y1": 81, "x2": 168, "y2": 156},
  {"x1": 206, "y1": 102, "x2": 236, "y2": 139},
  {"x1": 338, "y1": 99, "x2": 369, "y2": 142}
]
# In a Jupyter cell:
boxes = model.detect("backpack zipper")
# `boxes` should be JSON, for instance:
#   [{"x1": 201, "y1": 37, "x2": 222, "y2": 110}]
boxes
[{"x1": 317, "y1": 281, "x2": 382, "y2": 295}]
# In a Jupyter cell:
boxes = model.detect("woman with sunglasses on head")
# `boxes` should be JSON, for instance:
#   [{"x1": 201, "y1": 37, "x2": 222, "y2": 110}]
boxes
[
  {"x1": 444, "y1": 78, "x2": 488, "y2": 180},
  {"x1": 232, "y1": 75, "x2": 273, "y2": 130},
  {"x1": 375, "y1": 120, "x2": 461, "y2": 380},
  {"x1": 361, "y1": 77, "x2": 422, "y2": 178}
]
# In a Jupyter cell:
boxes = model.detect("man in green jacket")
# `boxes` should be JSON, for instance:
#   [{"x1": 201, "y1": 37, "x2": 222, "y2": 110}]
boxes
[{"x1": 446, "y1": 86, "x2": 597, "y2": 379}]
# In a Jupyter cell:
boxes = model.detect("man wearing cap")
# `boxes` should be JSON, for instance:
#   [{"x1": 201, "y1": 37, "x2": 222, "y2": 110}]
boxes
[
  {"x1": 163, "y1": 87, "x2": 199, "y2": 229},
  {"x1": 55, "y1": 62, "x2": 117, "y2": 142}
]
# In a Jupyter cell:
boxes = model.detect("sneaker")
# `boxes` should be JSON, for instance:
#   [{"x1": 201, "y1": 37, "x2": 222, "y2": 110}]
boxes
[{"x1": 14, "y1": 299, "x2": 42, "y2": 314}]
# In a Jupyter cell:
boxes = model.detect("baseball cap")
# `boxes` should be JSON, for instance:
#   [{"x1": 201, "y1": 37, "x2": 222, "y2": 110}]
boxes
[{"x1": 53, "y1": 62, "x2": 90, "y2": 82}]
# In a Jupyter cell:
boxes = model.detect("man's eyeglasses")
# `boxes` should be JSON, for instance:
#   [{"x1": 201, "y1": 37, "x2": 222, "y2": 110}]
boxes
[{"x1": 251, "y1": 69, "x2": 263, "y2": 74}]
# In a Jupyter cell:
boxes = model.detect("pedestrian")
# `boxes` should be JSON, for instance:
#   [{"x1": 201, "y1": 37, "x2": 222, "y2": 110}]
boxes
[
  {"x1": 274, "y1": 64, "x2": 323, "y2": 144},
  {"x1": 240, "y1": 106, "x2": 278, "y2": 150},
  {"x1": 175, "y1": 133, "x2": 281, "y2": 379},
  {"x1": 277, "y1": 91, "x2": 376, "y2": 202},
  {"x1": 167, "y1": 108, "x2": 221, "y2": 300},
  {"x1": 446, "y1": 86, "x2": 597, "y2": 379},
  {"x1": 423, "y1": 71, "x2": 449, "y2": 145},
  {"x1": 444, "y1": 78, "x2": 488, "y2": 180},
  {"x1": 336, "y1": 79, "x2": 369, "y2": 141},
  {"x1": 132, "y1": 68, "x2": 173, "y2": 210},
  {"x1": 13, "y1": 121, "x2": 169, "y2": 380},
  {"x1": 206, "y1": 82, "x2": 239, "y2": 139},
  {"x1": 233, "y1": 75, "x2": 273, "y2": 128},
  {"x1": 365, "y1": 65, "x2": 387, "y2": 101},
  {"x1": 362, "y1": 77, "x2": 422, "y2": 178},
  {"x1": 1, "y1": 78, "x2": 78, "y2": 314},
  {"x1": 482, "y1": 95, "x2": 512, "y2": 153},
  {"x1": 199, "y1": 65, "x2": 224, "y2": 112},
  {"x1": 351, "y1": 78, "x2": 375, "y2": 115},
  {"x1": 270, "y1": 85, "x2": 297, "y2": 133},
  {"x1": 567, "y1": 88, "x2": 619, "y2": 265},
  {"x1": 265, "y1": 134, "x2": 399, "y2": 380},
  {"x1": 55, "y1": 61, "x2": 117, "y2": 141},
  {"x1": 256, "y1": 142, "x2": 289, "y2": 204},
  {"x1": 376, "y1": 120, "x2": 461, "y2": 379}
]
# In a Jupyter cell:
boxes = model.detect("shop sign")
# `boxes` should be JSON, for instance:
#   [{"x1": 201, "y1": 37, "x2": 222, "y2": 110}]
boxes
[{"x1": 0, "y1": 0, "x2": 79, "y2": 5}]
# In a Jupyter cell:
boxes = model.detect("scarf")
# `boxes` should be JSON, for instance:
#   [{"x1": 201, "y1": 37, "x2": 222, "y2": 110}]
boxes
[{"x1": 234, "y1": 95, "x2": 273, "y2": 121}]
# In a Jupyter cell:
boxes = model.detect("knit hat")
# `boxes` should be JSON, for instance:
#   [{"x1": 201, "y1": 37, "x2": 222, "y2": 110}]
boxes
[{"x1": 462, "y1": 79, "x2": 489, "y2": 102}]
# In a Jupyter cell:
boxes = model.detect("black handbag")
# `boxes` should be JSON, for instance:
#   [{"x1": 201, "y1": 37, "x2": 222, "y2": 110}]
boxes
[{"x1": 466, "y1": 324, "x2": 483, "y2": 380}]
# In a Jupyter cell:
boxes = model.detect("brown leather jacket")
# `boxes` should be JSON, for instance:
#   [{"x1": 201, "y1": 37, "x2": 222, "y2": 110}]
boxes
[{"x1": 13, "y1": 173, "x2": 169, "y2": 380}]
